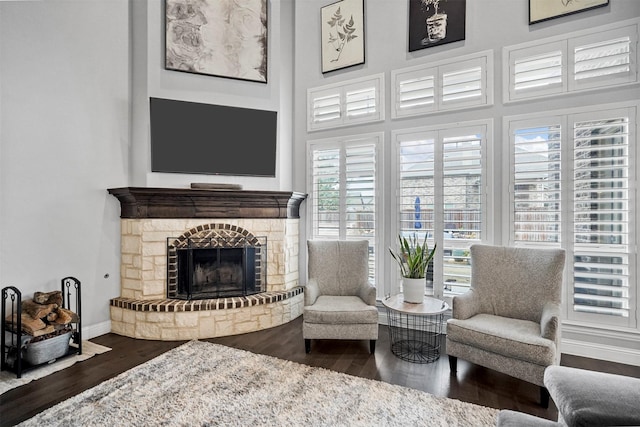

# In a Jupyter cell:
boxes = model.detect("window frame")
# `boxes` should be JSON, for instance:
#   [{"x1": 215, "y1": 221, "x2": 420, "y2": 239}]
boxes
[
  {"x1": 391, "y1": 119, "x2": 493, "y2": 299},
  {"x1": 503, "y1": 102, "x2": 638, "y2": 331},
  {"x1": 306, "y1": 132, "x2": 384, "y2": 294},
  {"x1": 503, "y1": 18, "x2": 639, "y2": 104},
  {"x1": 307, "y1": 74, "x2": 385, "y2": 132},
  {"x1": 391, "y1": 51, "x2": 494, "y2": 119}
]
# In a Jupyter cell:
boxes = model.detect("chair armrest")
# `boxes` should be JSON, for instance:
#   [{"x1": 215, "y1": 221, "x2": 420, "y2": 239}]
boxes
[
  {"x1": 358, "y1": 282, "x2": 377, "y2": 306},
  {"x1": 540, "y1": 301, "x2": 561, "y2": 341},
  {"x1": 304, "y1": 279, "x2": 320, "y2": 306},
  {"x1": 452, "y1": 289, "x2": 480, "y2": 320}
]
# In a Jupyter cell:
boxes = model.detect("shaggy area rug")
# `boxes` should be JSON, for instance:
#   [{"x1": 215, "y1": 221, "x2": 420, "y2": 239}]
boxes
[
  {"x1": 18, "y1": 340, "x2": 498, "y2": 426},
  {"x1": 0, "y1": 340, "x2": 111, "y2": 395}
]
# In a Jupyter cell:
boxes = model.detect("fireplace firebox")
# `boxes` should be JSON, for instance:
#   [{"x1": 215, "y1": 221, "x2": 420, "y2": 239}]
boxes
[{"x1": 167, "y1": 235, "x2": 267, "y2": 300}]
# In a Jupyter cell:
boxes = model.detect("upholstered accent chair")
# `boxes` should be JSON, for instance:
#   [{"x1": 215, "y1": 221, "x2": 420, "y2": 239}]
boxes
[
  {"x1": 497, "y1": 365, "x2": 640, "y2": 426},
  {"x1": 446, "y1": 244, "x2": 565, "y2": 406},
  {"x1": 303, "y1": 240, "x2": 378, "y2": 354}
]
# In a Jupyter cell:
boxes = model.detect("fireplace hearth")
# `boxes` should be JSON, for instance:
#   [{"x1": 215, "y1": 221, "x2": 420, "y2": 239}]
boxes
[{"x1": 108, "y1": 187, "x2": 307, "y2": 341}]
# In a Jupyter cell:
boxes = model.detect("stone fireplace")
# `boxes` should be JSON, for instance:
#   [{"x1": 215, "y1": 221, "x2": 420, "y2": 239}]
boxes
[{"x1": 108, "y1": 187, "x2": 306, "y2": 341}]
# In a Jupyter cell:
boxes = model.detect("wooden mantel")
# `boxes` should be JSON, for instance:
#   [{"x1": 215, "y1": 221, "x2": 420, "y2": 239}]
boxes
[{"x1": 107, "y1": 187, "x2": 307, "y2": 219}]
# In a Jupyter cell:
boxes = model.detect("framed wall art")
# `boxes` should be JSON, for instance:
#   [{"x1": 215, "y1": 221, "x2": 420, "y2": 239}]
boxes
[
  {"x1": 530, "y1": 0, "x2": 609, "y2": 25},
  {"x1": 409, "y1": 0, "x2": 466, "y2": 52},
  {"x1": 321, "y1": 0, "x2": 365, "y2": 74},
  {"x1": 165, "y1": 0, "x2": 268, "y2": 83}
]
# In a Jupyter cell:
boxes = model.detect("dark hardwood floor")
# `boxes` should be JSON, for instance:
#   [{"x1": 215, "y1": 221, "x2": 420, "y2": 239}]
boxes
[{"x1": 2, "y1": 316, "x2": 639, "y2": 426}]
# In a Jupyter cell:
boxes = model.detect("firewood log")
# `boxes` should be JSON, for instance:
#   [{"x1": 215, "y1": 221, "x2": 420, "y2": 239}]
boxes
[
  {"x1": 31, "y1": 325, "x2": 55, "y2": 337},
  {"x1": 33, "y1": 290, "x2": 63, "y2": 306},
  {"x1": 21, "y1": 300, "x2": 57, "y2": 319},
  {"x1": 54, "y1": 307, "x2": 78, "y2": 324},
  {"x1": 4, "y1": 313, "x2": 47, "y2": 335}
]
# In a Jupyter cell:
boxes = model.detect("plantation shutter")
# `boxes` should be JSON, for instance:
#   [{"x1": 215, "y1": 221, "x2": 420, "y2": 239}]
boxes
[
  {"x1": 308, "y1": 88, "x2": 342, "y2": 131},
  {"x1": 441, "y1": 130, "x2": 483, "y2": 294},
  {"x1": 508, "y1": 41, "x2": 565, "y2": 101},
  {"x1": 572, "y1": 115, "x2": 631, "y2": 320},
  {"x1": 512, "y1": 122, "x2": 562, "y2": 244},
  {"x1": 440, "y1": 57, "x2": 487, "y2": 110},
  {"x1": 397, "y1": 133, "x2": 436, "y2": 289},
  {"x1": 569, "y1": 26, "x2": 637, "y2": 91},
  {"x1": 309, "y1": 135, "x2": 380, "y2": 284},
  {"x1": 395, "y1": 125, "x2": 486, "y2": 295},
  {"x1": 392, "y1": 51, "x2": 492, "y2": 119},
  {"x1": 392, "y1": 68, "x2": 437, "y2": 118},
  {"x1": 307, "y1": 74, "x2": 384, "y2": 131},
  {"x1": 310, "y1": 147, "x2": 340, "y2": 238},
  {"x1": 345, "y1": 86, "x2": 377, "y2": 120}
]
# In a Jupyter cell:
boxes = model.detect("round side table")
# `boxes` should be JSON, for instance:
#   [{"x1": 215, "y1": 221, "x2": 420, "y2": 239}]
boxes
[{"x1": 382, "y1": 294, "x2": 449, "y2": 364}]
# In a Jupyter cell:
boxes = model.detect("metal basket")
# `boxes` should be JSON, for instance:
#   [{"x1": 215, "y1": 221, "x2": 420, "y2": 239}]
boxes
[{"x1": 23, "y1": 331, "x2": 71, "y2": 365}]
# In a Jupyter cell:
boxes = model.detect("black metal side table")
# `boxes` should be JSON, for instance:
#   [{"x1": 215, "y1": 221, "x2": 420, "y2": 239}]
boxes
[{"x1": 382, "y1": 294, "x2": 449, "y2": 364}]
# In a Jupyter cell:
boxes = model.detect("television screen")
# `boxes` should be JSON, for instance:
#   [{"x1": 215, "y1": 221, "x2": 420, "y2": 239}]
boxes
[{"x1": 149, "y1": 97, "x2": 277, "y2": 177}]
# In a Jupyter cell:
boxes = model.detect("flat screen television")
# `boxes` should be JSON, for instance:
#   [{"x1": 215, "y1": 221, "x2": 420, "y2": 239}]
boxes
[{"x1": 149, "y1": 97, "x2": 277, "y2": 177}]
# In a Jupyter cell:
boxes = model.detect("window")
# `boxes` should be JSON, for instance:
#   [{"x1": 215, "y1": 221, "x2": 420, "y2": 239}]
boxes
[
  {"x1": 392, "y1": 121, "x2": 490, "y2": 296},
  {"x1": 307, "y1": 74, "x2": 384, "y2": 131},
  {"x1": 507, "y1": 105, "x2": 637, "y2": 329},
  {"x1": 504, "y1": 18, "x2": 638, "y2": 102},
  {"x1": 308, "y1": 133, "x2": 382, "y2": 286},
  {"x1": 391, "y1": 51, "x2": 493, "y2": 119}
]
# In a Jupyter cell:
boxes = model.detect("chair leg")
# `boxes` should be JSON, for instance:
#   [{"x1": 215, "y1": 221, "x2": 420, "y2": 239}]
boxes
[
  {"x1": 305, "y1": 339, "x2": 311, "y2": 354},
  {"x1": 370, "y1": 340, "x2": 376, "y2": 354},
  {"x1": 448, "y1": 355, "x2": 457, "y2": 373},
  {"x1": 540, "y1": 386, "x2": 550, "y2": 408}
]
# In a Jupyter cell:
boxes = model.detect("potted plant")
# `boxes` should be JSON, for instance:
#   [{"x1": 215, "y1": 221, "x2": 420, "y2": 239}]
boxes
[{"x1": 389, "y1": 233, "x2": 437, "y2": 303}]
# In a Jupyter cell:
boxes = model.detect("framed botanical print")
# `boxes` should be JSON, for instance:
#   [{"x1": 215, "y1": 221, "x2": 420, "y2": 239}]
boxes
[
  {"x1": 165, "y1": 0, "x2": 268, "y2": 83},
  {"x1": 408, "y1": 0, "x2": 466, "y2": 52},
  {"x1": 321, "y1": 0, "x2": 365, "y2": 73},
  {"x1": 529, "y1": 0, "x2": 609, "y2": 25}
]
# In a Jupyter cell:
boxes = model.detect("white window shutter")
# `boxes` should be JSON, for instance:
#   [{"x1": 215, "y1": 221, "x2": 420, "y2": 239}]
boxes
[
  {"x1": 309, "y1": 90, "x2": 341, "y2": 129},
  {"x1": 511, "y1": 122, "x2": 562, "y2": 244},
  {"x1": 504, "y1": 19, "x2": 639, "y2": 103},
  {"x1": 572, "y1": 115, "x2": 631, "y2": 320},
  {"x1": 307, "y1": 74, "x2": 384, "y2": 132},
  {"x1": 569, "y1": 25, "x2": 638, "y2": 92},
  {"x1": 392, "y1": 51, "x2": 493, "y2": 119},
  {"x1": 308, "y1": 134, "x2": 381, "y2": 285},
  {"x1": 392, "y1": 68, "x2": 437, "y2": 118},
  {"x1": 506, "y1": 41, "x2": 566, "y2": 102},
  {"x1": 439, "y1": 57, "x2": 489, "y2": 110}
]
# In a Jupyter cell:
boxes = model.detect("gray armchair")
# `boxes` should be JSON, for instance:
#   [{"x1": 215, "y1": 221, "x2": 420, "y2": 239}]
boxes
[
  {"x1": 303, "y1": 240, "x2": 378, "y2": 354},
  {"x1": 497, "y1": 365, "x2": 640, "y2": 426},
  {"x1": 446, "y1": 244, "x2": 565, "y2": 406}
]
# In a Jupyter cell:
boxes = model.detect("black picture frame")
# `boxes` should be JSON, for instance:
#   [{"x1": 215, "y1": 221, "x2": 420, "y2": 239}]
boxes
[
  {"x1": 529, "y1": 0, "x2": 609, "y2": 25},
  {"x1": 409, "y1": 0, "x2": 466, "y2": 53}
]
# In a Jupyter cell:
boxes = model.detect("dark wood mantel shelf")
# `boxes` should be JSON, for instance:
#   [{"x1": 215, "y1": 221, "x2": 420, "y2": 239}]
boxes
[{"x1": 108, "y1": 187, "x2": 307, "y2": 219}]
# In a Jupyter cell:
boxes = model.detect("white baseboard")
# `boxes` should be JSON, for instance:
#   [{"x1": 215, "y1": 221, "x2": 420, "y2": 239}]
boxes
[
  {"x1": 561, "y1": 338, "x2": 640, "y2": 367},
  {"x1": 82, "y1": 320, "x2": 112, "y2": 340}
]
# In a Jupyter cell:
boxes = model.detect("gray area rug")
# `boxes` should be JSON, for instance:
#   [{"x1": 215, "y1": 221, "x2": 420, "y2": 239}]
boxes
[{"x1": 18, "y1": 340, "x2": 498, "y2": 426}]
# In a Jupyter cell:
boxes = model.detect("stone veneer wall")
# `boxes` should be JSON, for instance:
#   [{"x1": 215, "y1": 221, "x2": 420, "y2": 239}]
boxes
[{"x1": 110, "y1": 218, "x2": 304, "y2": 340}]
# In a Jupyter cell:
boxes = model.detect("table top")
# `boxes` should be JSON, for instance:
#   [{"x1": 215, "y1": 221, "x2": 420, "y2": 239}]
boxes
[{"x1": 382, "y1": 294, "x2": 449, "y2": 315}]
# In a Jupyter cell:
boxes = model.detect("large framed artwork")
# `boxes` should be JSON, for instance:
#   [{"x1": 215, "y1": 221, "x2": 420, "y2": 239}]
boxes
[
  {"x1": 165, "y1": 0, "x2": 268, "y2": 83},
  {"x1": 409, "y1": 0, "x2": 466, "y2": 52},
  {"x1": 321, "y1": 0, "x2": 365, "y2": 74},
  {"x1": 529, "y1": 0, "x2": 609, "y2": 25}
]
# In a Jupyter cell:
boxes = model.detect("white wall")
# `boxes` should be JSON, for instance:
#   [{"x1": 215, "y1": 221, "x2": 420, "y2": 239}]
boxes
[
  {"x1": 0, "y1": 0, "x2": 130, "y2": 335},
  {"x1": 293, "y1": 0, "x2": 640, "y2": 364},
  {"x1": 130, "y1": 0, "x2": 294, "y2": 191}
]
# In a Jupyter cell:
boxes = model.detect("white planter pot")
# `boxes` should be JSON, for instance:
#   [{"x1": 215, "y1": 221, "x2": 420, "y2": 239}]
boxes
[{"x1": 402, "y1": 278, "x2": 425, "y2": 303}]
